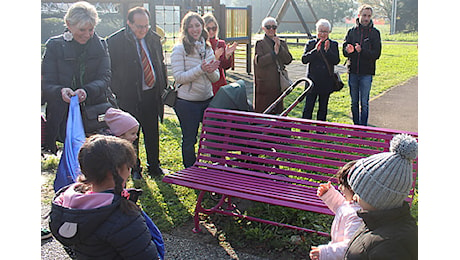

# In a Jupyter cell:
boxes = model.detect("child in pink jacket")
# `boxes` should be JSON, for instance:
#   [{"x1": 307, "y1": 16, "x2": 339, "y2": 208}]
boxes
[{"x1": 309, "y1": 161, "x2": 363, "y2": 260}]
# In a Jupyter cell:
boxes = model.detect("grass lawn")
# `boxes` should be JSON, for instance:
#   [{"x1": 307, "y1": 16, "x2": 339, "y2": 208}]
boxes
[
  {"x1": 41, "y1": 29, "x2": 418, "y2": 258},
  {"x1": 284, "y1": 42, "x2": 418, "y2": 124}
]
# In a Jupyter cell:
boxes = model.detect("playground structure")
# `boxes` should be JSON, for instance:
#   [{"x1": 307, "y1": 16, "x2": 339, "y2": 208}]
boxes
[{"x1": 261, "y1": 0, "x2": 317, "y2": 38}]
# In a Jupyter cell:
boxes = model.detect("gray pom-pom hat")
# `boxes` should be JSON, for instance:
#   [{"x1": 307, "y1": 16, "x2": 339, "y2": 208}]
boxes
[{"x1": 347, "y1": 134, "x2": 418, "y2": 210}]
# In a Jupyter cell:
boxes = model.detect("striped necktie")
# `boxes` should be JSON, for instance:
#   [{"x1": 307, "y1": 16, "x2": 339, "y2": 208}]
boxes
[{"x1": 138, "y1": 39, "x2": 155, "y2": 88}]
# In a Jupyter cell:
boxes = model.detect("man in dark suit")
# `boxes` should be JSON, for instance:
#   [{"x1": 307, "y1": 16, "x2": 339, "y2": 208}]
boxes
[{"x1": 108, "y1": 6, "x2": 168, "y2": 177}]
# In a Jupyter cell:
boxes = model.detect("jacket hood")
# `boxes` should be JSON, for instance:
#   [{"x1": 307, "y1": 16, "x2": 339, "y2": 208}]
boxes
[{"x1": 49, "y1": 184, "x2": 120, "y2": 247}]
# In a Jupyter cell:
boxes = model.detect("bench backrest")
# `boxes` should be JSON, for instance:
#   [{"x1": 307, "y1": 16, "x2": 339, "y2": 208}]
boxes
[{"x1": 197, "y1": 108, "x2": 418, "y2": 203}]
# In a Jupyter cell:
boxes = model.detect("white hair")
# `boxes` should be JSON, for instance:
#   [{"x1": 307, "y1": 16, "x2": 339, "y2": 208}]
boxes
[
  {"x1": 261, "y1": 17, "x2": 277, "y2": 27},
  {"x1": 64, "y1": 1, "x2": 100, "y2": 28},
  {"x1": 315, "y1": 19, "x2": 331, "y2": 32}
]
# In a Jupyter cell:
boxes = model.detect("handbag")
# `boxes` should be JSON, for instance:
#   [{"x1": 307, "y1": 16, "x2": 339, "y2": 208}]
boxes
[
  {"x1": 161, "y1": 82, "x2": 181, "y2": 107},
  {"x1": 276, "y1": 60, "x2": 292, "y2": 92},
  {"x1": 81, "y1": 87, "x2": 118, "y2": 133},
  {"x1": 81, "y1": 101, "x2": 112, "y2": 133},
  {"x1": 319, "y1": 50, "x2": 344, "y2": 92}
]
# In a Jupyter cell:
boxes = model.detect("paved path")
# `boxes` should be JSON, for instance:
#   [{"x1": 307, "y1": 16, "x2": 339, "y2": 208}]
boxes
[{"x1": 368, "y1": 77, "x2": 418, "y2": 132}]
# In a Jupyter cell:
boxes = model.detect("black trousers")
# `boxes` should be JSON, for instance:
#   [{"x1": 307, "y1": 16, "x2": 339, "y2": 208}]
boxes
[
  {"x1": 302, "y1": 91, "x2": 331, "y2": 121},
  {"x1": 133, "y1": 89, "x2": 160, "y2": 169}
]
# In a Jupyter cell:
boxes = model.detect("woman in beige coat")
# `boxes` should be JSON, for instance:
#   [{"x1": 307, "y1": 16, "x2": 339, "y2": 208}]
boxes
[{"x1": 253, "y1": 17, "x2": 293, "y2": 114}]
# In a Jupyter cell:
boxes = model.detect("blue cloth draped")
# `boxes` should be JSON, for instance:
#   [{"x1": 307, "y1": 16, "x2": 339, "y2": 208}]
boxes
[{"x1": 53, "y1": 96, "x2": 85, "y2": 192}]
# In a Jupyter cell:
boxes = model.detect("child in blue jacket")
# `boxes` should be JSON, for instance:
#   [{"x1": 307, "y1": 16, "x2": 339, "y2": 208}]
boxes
[{"x1": 50, "y1": 135, "x2": 159, "y2": 259}]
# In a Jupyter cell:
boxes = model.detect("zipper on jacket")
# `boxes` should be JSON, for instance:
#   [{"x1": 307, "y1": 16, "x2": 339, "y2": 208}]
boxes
[{"x1": 357, "y1": 28, "x2": 363, "y2": 74}]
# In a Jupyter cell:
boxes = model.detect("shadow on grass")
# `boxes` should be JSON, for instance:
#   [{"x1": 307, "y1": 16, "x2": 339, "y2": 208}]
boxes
[{"x1": 131, "y1": 117, "x2": 197, "y2": 232}]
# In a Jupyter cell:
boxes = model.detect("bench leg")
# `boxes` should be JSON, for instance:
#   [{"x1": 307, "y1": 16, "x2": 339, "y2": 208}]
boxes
[
  {"x1": 192, "y1": 191, "x2": 206, "y2": 233},
  {"x1": 192, "y1": 191, "x2": 232, "y2": 233}
]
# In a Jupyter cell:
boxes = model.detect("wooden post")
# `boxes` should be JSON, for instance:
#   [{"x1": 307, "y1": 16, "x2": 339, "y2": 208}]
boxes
[{"x1": 246, "y1": 5, "x2": 252, "y2": 74}]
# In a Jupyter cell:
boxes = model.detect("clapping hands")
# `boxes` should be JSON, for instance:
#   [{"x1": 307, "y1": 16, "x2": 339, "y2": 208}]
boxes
[
  {"x1": 225, "y1": 42, "x2": 238, "y2": 59},
  {"x1": 201, "y1": 59, "x2": 220, "y2": 73},
  {"x1": 273, "y1": 36, "x2": 280, "y2": 54},
  {"x1": 214, "y1": 42, "x2": 238, "y2": 60},
  {"x1": 316, "y1": 39, "x2": 330, "y2": 52},
  {"x1": 345, "y1": 43, "x2": 361, "y2": 53}
]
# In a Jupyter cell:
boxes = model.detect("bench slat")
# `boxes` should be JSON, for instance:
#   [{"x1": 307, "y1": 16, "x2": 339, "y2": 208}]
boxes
[
  {"x1": 163, "y1": 168, "x2": 334, "y2": 215},
  {"x1": 201, "y1": 124, "x2": 388, "y2": 156}
]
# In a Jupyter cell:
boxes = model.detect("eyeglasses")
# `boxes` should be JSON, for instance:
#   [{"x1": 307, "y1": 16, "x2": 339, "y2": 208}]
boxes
[
  {"x1": 265, "y1": 25, "x2": 278, "y2": 30},
  {"x1": 206, "y1": 26, "x2": 217, "y2": 32},
  {"x1": 318, "y1": 30, "x2": 330, "y2": 34},
  {"x1": 134, "y1": 24, "x2": 150, "y2": 30}
]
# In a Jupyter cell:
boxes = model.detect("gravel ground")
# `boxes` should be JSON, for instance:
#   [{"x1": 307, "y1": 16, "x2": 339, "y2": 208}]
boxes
[{"x1": 41, "y1": 203, "x2": 268, "y2": 260}]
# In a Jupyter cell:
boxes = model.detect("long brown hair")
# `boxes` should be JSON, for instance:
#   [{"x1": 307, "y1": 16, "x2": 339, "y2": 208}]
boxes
[
  {"x1": 78, "y1": 135, "x2": 138, "y2": 213},
  {"x1": 180, "y1": 11, "x2": 210, "y2": 55}
]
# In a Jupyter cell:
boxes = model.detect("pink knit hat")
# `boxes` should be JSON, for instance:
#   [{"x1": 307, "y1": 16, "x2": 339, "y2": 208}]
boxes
[{"x1": 104, "y1": 108, "x2": 139, "y2": 136}]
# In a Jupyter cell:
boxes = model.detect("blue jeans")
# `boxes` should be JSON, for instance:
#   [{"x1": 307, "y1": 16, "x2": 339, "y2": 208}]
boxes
[
  {"x1": 174, "y1": 98, "x2": 211, "y2": 168},
  {"x1": 348, "y1": 74, "x2": 373, "y2": 126}
]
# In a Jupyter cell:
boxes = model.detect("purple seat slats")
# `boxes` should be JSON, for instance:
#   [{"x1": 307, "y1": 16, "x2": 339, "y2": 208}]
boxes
[{"x1": 162, "y1": 108, "x2": 418, "y2": 236}]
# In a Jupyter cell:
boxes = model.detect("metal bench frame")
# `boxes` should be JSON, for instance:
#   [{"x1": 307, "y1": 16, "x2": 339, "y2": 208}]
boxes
[{"x1": 162, "y1": 108, "x2": 418, "y2": 236}]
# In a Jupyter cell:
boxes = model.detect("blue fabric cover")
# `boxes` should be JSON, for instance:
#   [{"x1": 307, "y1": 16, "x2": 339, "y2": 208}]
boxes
[{"x1": 53, "y1": 96, "x2": 85, "y2": 192}]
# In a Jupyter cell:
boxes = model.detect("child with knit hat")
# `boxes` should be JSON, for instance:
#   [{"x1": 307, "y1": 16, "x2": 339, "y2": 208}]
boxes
[
  {"x1": 104, "y1": 108, "x2": 142, "y2": 179},
  {"x1": 344, "y1": 134, "x2": 418, "y2": 259},
  {"x1": 309, "y1": 160, "x2": 363, "y2": 260}
]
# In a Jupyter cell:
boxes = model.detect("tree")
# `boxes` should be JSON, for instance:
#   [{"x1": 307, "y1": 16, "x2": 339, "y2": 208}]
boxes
[
  {"x1": 358, "y1": 0, "x2": 392, "y2": 20},
  {"x1": 358, "y1": 0, "x2": 417, "y2": 32},
  {"x1": 308, "y1": 0, "x2": 356, "y2": 25}
]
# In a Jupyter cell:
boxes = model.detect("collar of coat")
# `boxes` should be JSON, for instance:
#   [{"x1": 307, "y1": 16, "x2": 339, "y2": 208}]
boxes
[
  {"x1": 357, "y1": 202, "x2": 412, "y2": 230},
  {"x1": 355, "y1": 18, "x2": 375, "y2": 29},
  {"x1": 122, "y1": 25, "x2": 161, "y2": 44}
]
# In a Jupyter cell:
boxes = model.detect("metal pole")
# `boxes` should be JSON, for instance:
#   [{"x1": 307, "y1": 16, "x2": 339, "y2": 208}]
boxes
[{"x1": 390, "y1": 0, "x2": 397, "y2": 34}]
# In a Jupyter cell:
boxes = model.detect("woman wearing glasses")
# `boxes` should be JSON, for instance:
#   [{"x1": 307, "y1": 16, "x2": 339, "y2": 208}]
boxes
[
  {"x1": 203, "y1": 13, "x2": 237, "y2": 94},
  {"x1": 301, "y1": 19, "x2": 340, "y2": 122},
  {"x1": 253, "y1": 17, "x2": 293, "y2": 114}
]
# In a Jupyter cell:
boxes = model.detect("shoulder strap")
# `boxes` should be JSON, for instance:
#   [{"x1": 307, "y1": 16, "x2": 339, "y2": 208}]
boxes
[{"x1": 319, "y1": 50, "x2": 334, "y2": 77}]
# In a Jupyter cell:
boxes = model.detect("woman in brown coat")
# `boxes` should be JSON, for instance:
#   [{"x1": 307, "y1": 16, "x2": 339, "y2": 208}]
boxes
[{"x1": 253, "y1": 17, "x2": 293, "y2": 114}]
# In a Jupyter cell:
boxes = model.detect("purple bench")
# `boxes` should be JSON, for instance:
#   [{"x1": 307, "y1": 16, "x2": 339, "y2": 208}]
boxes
[{"x1": 162, "y1": 108, "x2": 418, "y2": 236}]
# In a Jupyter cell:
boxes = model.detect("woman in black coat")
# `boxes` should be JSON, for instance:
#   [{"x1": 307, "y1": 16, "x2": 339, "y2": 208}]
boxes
[
  {"x1": 42, "y1": 2, "x2": 111, "y2": 153},
  {"x1": 301, "y1": 19, "x2": 339, "y2": 121}
]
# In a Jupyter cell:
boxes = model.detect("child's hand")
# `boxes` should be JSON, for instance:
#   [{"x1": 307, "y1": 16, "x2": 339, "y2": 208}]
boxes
[
  {"x1": 317, "y1": 181, "x2": 331, "y2": 197},
  {"x1": 309, "y1": 246, "x2": 320, "y2": 260}
]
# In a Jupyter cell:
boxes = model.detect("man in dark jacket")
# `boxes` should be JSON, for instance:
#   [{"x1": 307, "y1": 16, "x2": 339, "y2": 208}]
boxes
[
  {"x1": 343, "y1": 5, "x2": 381, "y2": 126},
  {"x1": 108, "y1": 6, "x2": 168, "y2": 177}
]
